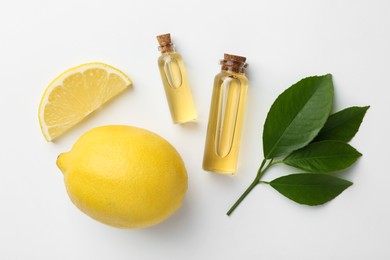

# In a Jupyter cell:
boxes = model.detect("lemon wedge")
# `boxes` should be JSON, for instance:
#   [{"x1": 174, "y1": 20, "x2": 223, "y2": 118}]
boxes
[{"x1": 38, "y1": 62, "x2": 132, "y2": 141}]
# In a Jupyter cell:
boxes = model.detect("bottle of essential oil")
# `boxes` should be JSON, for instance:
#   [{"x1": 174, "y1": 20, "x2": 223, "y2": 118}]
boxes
[
  {"x1": 156, "y1": 33, "x2": 197, "y2": 124},
  {"x1": 203, "y1": 54, "x2": 248, "y2": 174}
]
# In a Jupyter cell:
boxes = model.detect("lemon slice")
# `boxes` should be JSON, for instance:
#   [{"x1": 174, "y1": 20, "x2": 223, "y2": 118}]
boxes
[{"x1": 38, "y1": 62, "x2": 132, "y2": 141}]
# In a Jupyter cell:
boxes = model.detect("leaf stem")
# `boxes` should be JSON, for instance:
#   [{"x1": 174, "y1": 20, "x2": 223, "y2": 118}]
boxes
[
  {"x1": 257, "y1": 158, "x2": 274, "y2": 181},
  {"x1": 269, "y1": 160, "x2": 283, "y2": 166},
  {"x1": 258, "y1": 158, "x2": 268, "y2": 174},
  {"x1": 226, "y1": 174, "x2": 260, "y2": 216},
  {"x1": 226, "y1": 158, "x2": 274, "y2": 216}
]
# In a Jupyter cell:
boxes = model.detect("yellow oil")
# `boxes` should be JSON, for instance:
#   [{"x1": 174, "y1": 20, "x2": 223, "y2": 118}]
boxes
[
  {"x1": 203, "y1": 71, "x2": 248, "y2": 174},
  {"x1": 158, "y1": 52, "x2": 197, "y2": 124}
]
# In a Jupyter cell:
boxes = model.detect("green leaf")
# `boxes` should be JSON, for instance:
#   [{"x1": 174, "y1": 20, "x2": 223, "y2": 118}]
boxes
[
  {"x1": 269, "y1": 173, "x2": 352, "y2": 206},
  {"x1": 314, "y1": 106, "x2": 370, "y2": 142},
  {"x1": 283, "y1": 140, "x2": 362, "y2": 173},
  {"x1": 263, "y1": 74, "x2": 334, "y2": 159}
]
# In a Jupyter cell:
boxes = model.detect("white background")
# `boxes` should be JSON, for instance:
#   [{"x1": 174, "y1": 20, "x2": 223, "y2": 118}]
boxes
[{"x1": 1, "y1": 0, "x2": 389, "y2": 259}]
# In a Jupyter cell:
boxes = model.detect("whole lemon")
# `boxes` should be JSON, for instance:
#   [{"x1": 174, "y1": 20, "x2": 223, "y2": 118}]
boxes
[{"x1": 56, "y1": 125, "x2": 188, "y2": 229}]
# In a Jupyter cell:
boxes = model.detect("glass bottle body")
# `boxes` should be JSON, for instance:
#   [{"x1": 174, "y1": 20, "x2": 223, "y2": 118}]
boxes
[
  {"x1": 158, "y1": 51, "x2": 197, "y2": 124},
  {"x1": 203, "y1": 70, "x2": 248, "y2": 174}
]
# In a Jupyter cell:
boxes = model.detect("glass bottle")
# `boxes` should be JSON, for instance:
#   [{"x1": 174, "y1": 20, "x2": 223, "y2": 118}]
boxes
[
  {"x1": 203, "y1": 54, "x2": 249, "y2": 174},
  {"x1": 156, "y1": 33, "x2": 197, "y2": 124}
]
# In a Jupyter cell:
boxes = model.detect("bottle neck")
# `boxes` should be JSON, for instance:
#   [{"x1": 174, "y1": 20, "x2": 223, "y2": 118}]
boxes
[
  {"x1": 220, "y1": 59, "x2": 247, "y2": 74},
  {"x1": 158, "y1": 43, "x2": 176, "y2": 54}
]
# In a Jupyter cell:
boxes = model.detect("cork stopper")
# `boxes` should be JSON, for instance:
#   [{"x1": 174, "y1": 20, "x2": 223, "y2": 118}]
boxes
[
  {"x1": 224, "y1": 54, "x2": 247, "y2": 63},
  {"x1": 221, "y1": 53, "x2": 248, "y2": 73},
  {"x1": 157, "y1": 33, "x2": 174, "y2": 53}
]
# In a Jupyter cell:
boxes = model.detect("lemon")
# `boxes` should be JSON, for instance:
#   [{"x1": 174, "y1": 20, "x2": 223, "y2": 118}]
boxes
[
  {"x1": 38, "y1": 62, "x2": 132, "y2": 142},
  {"x1": 56, "y1": 125, "x2": 188, "y2": 229}
]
